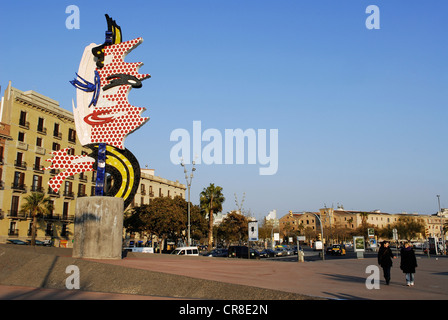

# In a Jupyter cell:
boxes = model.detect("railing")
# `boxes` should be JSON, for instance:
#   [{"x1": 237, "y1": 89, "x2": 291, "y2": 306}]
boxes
[
  {"x1": 14, "y1": 160, "x2": 27, "y2": 170},
  {"x1": 11, "y1": 183, "x2": 27, "y2": 193},
  {"x1": 8, "y1": 229, "x2": 19, "y2": 236},
  {"x1": 31, "y1": 185, "x2": 45, "y2": 193}
]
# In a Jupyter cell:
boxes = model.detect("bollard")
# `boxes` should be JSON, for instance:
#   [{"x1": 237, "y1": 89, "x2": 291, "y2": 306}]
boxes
[{"x1": 298, "y1": 250, "x2": 304, "y2": 263}]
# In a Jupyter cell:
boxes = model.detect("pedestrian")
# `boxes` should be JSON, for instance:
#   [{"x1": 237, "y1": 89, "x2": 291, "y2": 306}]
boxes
[
  {"x1": 400, "y1": 241, "x2": 418, "y2": 286},
  {"x1": 377, "y1": 240, "x2": 396, "y2": 285}
]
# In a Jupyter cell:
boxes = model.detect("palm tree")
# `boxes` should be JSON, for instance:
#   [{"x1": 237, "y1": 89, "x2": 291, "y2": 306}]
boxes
[
  {"x1": 200, "y1": 183, "x2": 225, "y2": 249},
  {"x1": 20, "y1": 192, "x2": 53, "y2": 246}
]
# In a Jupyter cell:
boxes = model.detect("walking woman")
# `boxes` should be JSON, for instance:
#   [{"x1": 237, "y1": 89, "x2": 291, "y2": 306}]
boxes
[
  {"x1": 400, "y1": 241, "x2": 418, "y2": 286},
  {"x1": 377, "y1": 241, "x2": 396, "y2": 285}
]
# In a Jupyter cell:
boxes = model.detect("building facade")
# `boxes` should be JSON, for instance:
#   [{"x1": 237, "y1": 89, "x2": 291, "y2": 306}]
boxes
[
  {"x1": 133, "y1": 168, "x2": 186, "y2": 207},
  {"x1": 278, "y1": 206, "x2": 448, "y2": 243},
  {"x1": 0, "y1": 83, "x2": 185, "y2": 245}
]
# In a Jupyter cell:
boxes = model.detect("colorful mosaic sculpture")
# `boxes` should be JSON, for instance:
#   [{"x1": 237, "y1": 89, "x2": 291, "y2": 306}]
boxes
[{"x1": 46, "y1": 14, "x2": 149, "y2": 207}]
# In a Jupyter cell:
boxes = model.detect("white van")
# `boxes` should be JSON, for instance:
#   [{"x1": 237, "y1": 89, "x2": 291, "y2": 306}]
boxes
[{"x1": 170, "y1": 246, "x2": 199, "y2": 256}]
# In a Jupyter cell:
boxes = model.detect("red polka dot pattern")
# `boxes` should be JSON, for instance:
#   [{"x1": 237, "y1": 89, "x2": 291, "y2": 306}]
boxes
[
  {"x1": 45, "y1": 148, "x2": 94, "y2": 192},
  {"x1": 91, "y1": 37, "x2": 150, "y2": 150}
]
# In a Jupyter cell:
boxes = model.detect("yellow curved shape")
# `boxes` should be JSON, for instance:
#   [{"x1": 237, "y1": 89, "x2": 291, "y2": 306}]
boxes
[{"x1": 106, "y1": 146, "x2": 135, "y2": 200}]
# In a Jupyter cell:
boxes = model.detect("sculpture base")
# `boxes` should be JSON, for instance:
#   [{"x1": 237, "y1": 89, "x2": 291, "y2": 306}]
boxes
[{"x1": 72, "y1": 196, "x2": 124, "y2": 260}]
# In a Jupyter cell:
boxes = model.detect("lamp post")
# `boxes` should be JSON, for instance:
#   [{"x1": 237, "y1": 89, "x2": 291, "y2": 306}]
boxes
[
  {"x1": 437, "y1": 195, "x2": 445, "y2": 255},
  {"x1": 292, "y1": 211, "x2": 325, "y2": 261},
  {"x1": 181, "y1": 160, "x2": 196, "y2": 246}
]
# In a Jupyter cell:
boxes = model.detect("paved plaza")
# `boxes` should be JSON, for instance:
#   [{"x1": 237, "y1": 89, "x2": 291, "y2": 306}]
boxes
[{"x1": 0, "y1": 244, "x2": 447, "y2": 301}]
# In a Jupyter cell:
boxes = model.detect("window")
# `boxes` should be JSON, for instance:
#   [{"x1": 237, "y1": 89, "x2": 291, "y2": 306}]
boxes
[
  {"x1": 45, "y1": 223, "x2": 53, "y2": 236},
  {"x1": 18, "y1": 131, "x2": 25, "y2": 142},
  {"x1": 36, "y1": 137, "x2": 42, "y2": 147},
  {"x1": 52, "y1": 142, "x2": 60, "y2": 151},
  {"x1": 32, "y1": 175, "x2": 42, "y2": 192},
  {"x1": 34, "y1": 156, "x2": 42, "y2": 171},
  {"x1": 64, "y1": 181, "x2": 73, "y2": 197},
  {"x1": 68, "y1": 128, "x2": 76, "y2": 143},
  {"x1": 78, "y1": 184, "x2": 86, "y2": 197},
  {"x1": 19, "y1": 111, "x2": 27, "y2": 126},
  {"x1": 37, "y1": 117, "x2": 45, "y2": 133},
  {"x1": 54, "y1": 123, "x2": 60, "y2": 136},
  {"x1": 63, "y1": 202, "x2": 69, "y2": 219},
  {"x1": 9, "y1": 221, "x2": 18, "y2": 236},
  {"x1": 10, "y1": 196, "x2": 20, "y2": 216},
  {"x1": 13, "y1": 171, "x2": 24, "y2": 188}
]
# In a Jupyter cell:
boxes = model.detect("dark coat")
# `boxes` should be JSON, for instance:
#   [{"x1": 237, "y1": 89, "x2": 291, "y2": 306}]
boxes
[
  {"x1": 378, "y1": 246, "x2": 395, "y2": 268},
  {"x1": 400, "y1": 247, "x2": 417, "y2": 273}
]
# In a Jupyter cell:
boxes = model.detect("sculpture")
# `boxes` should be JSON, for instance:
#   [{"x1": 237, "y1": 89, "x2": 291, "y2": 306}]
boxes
[{"x1": 46, "y1": 14, "x2": 149, "y2": 208}]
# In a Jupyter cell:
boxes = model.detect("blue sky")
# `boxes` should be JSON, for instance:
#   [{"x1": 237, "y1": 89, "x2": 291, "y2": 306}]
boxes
[{"x1": 1, "y1": 1, "x2": 447, "y2": 221}]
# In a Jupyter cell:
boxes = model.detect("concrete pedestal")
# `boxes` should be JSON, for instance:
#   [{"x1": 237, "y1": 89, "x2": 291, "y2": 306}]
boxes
[{"x1": 73, "y1": 196, "x2": 124, "y2": 260}]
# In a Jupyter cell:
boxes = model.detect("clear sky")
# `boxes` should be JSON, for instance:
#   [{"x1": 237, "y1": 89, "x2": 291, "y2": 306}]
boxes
[{"x1": 1, "y1": 0, "x2": 447, "y2": 221}]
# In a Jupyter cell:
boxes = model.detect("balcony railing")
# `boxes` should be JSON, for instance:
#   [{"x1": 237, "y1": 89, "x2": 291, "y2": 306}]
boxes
[
  {"x1": 19, "y1": 121, "x2": 30, "y2": 129},
  {"x1": 8, "y1": 229, "x2": 19, "y2": 236},
  {"x1": 37, "y1": 127, "x2": 47, "y2": 135},
  {"x1": 31, "y1": 185, "x2": 45, "y2": 193},
  {"x1": 48, "y1": 187, "x2": 60, "y2": 198},
  {"x1": 63, "y1": 191, "x2": 75, "y2": 199},
  {"x1": 7, "y1": 210, "x2": 27, "y2": 219},
  {"x1": 43, "y1": 214, "x2": 60, "y2": 221},
  {"x1": 14, "y1": 160, "x2": 27, "y2": 170},
  {"x1": 11, "y1": 183, "x2": 27, "y2": 193},
  {"x1": 61, "y1": 215, "x2": 74, "y2": 222},
  {"x1": 33, "y1": 164, "x2": 45, "y2": 173}
]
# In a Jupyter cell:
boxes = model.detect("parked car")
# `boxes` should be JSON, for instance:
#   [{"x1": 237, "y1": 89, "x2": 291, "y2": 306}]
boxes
[
  {"x1": 26, "y1": 239, "x2": 52, "y2": 246},
  {"x1": 203, "y1": 248, "x2": 228, "y2": 257},
  {"x1": 6, "y1": 239, "x2": 28, "y2": 245},
  {"x1": 170, "y1": 246, "x2": 199, "y2": 256},
  {"x1": 274, "y1": 247, "x2": 286, "y2": 256},
  {"x1": 259, "y1": 249, "x2": 276, "y2": 258},
  {"x1": 327, "y1": 244, "x2": 346, "y2": 256},
  {"x1": 228, "y1": 246, "x2": 260, "y2": 259}
]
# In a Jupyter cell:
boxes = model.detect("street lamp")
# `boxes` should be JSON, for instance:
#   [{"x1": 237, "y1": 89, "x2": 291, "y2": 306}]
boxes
[
  {"x1": 437, "y1": 195, "x2": 445, "y2": 255},
  {"x1": 181, "y1": 160, "x2": 196, "y2": 246},
  {"x1": 292, "y1": 211, "x2": 325, "y2": 261}
]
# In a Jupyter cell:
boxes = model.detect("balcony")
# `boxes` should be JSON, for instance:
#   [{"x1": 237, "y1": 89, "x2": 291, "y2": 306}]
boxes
[
  {"x1": 43, "y1": 213, "x2": 60, "y2": 221},
  {"x1": 7, "y1": 210, "x2": 27, "y2": 219},
  {"x1": 16, "y1": 141, "x2": 28, "y2": 151},
  {"x1": 19, "y1": 121, "x2": 30, "y2": 130},
  {"x1": 37, "y1": 127, "x2": 47, "y2": 135},
  {"x1": 8, "y1": 229, "x2": 19, "y2": 237},
  {"x1": 35, "y1": 146, "x2": 46, "y2": 155},
  {"x1": 50, "y1": 169, "x2": 60, "y2": 175},
  {"x1": 63, "y1": 191, "x2": 75, "y2": 199},
  {"x1": 14, "y1": 160, "x2": 27, "y2": 170},
  {"x1": 53, "y1": 132, "x2": 62, "y2": 140},
  {"x1": 48, "y1": 187, "x2": 60, "y2": 198},
  {"x1": 33, "y1": 164, "x2": 45, "y2": 173},
  {"x1": 61, "y1": 214, "x2": 74, "y2": 222},
  {"x1": 31, "y1": 185, "x2": 45, "y2": 193},
  {"x1": 11, "y1": 183, "x2": 27, "y2": 193}
]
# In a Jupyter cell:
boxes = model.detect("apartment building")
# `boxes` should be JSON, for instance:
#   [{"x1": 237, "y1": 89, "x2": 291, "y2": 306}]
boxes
[
  {"x1": 0, "y1": 82, "x2": 95, "y2": 244},
  {"x1": 133, "y1": 168, "x2": 186, "y2": 207},
  {"x1": 278, "y1": 206, "x2": 447, "y2": 242}
]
